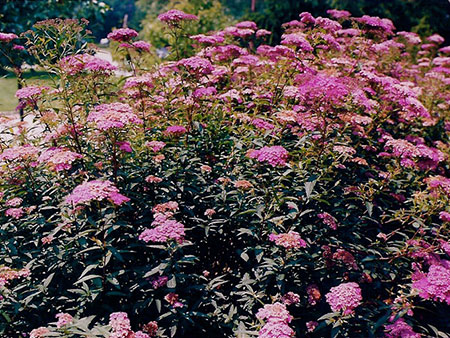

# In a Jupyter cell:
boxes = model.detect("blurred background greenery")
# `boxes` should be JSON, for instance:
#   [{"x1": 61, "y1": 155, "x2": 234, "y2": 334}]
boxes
[{"x1": 1, "y1": 0, "x2": 449, "y2": 111}]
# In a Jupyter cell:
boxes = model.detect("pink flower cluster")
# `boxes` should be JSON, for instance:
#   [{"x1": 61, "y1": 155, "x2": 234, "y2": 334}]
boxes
[
  {"x1": 139, "y1": 215, "x2": 185, "y2": 243},
  {"x1": 177, "y1": 56, "x2": 214, "y2": 75},
  {"x1": 64, "y1": 180, "x2": 130, "y2": 206},
  {"x1": 16, "y1": 86, "x2": 49, "y2": 107},
  {"x1": 412, "y1": 263, "x2": 450, "y2": 304},
  {"x1": 0, "y1": 32, "x2": 18, "y2": 42},
  {"x1": 317, "y1": 212, "x2": 338, "y2": 230},
  {"x1": 55, "y1": 313, "x2": 73, "y2": 328},
  {"x1": 60, "y1": 54, "x2": 117, "y2": 75},
  {"x1": 5, "y1": 207, "x2": 25, "y2": 219},
  {"x1": 145, "y1": 141, "x2": 166, "y2": 152},
  {"x1": 385, "y1": 319, "x2": 420, "y2": 338},
  {"x1": 0, "y1": 144, "x2": 40, "y2": 162},
  {"x1": 325, "y1": 282, "x2": 362, "y2": 315},
  {"x1": 107, "y1": 28, "x2": 138, "y2": 42},
  {"x1": 269, "y1": 231, "x2": 307, "y2": 250},
  {"x1": 256, "y1": 302, "x2": 294, "y2": 338},
  {"x1": 120, "y1": 40, "x2": 152, "y2": 52},
  {"x1": 281, "y1": 33, "x2": 313, "y2": 52},
  {"x1": 38, "y1": 147, "x2": 82, "y2": 171},
  {"x1": 87, "y1": 102, "x2": 143, "y2": 130},
  {"x1": 158, "y1": 9, "x2": 198, "y2": 25},
  {"x1": 0, "y1": 266, "x2": 30, "y2": 287},
  {"x1": 425, "y1": 176, "x2": 450, "y2": 196},
  {"x1": 165, "y1": 125, "x2": 187, "y2": 136},
  {"x1": 252, "y1": 118, "x2": 275, "y2": 131},
  {"x1": 248, "y1": 146, "x2": 289, "y2": 167}
]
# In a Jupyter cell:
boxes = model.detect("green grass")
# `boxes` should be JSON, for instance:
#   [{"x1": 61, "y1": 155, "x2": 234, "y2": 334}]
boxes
[{"x1": 0, "y1": 71, "x2": 54, "y2": 113}]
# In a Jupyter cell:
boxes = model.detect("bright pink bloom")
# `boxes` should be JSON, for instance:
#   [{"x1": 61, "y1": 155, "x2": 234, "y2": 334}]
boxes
[
  {"x1": 385, "y1": 318, "x2": 420, "y2": 338},
  {"x1": 107, "y1": 28, "x2": 138, "y2": 42},
  {"x1": 318, "y1": 212, "x2": 338, "y2": 230},
  {"x1": 165, "y1": 125, "x2": 187, "y2": 136},
  {"x1": 412, "y1": 264, "x2": 450, "y2": 304},
  {"x1": 5, "y1": 207, "x2": 24, "y2": 219},
  {"x1": 248, "y1": 146, "x2": 289, "y2": 167},
  {"x1": 0, "y1": 32, "x2": 18, "y2": 42},
  {"x1": 158, "y1": 9, "x2": 198, "y2": 24},
  {"x1": 325, "y1": 282, "x2": 362, "y2": 315}
]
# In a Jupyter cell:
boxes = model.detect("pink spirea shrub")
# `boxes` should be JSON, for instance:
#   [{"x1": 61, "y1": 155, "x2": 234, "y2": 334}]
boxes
[{"x1": 1, "y1": 8, "x2": 450, "y2": 338}]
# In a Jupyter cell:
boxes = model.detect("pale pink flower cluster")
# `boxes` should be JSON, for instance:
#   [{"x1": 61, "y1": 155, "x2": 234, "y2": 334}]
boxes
[
  {"x1": 317, "y1": 212, "x2": 338, "y2": 230},
  {"x1": 0, "y1": 266, "x2": 30, "y2": 287},
  {"x1": 145, "y1": 141, "x2": 166, "y2": 152},
  {"x1": 333, "y1": 145, "x2": 356, "y2": 156},
  {"x1": 87, "y1": 102, "x2": 143, "y2": 130},
  {"x1": 269, "y1": 231, "x2": 307, "y2": 250},
  {"x1": 0, "y1": 32, "x2": 18, "y2": 42},
  {"x1": 325, "y1": 282, "x2": 362, "y2": 315},
  {"x1": 256, "y1": 302, "x2": 294, "y2": 338},
  {"x1": 60, "y1": 54, "x2": 117, "y2": 75},
  {"x1": 55, "y1": 312, "x2": 73, "y2": 328},
  {"x1": 29, "y1": 327, "x2": 50, "y2": 338},
  {"x1": 15, "y1": 85, "x2": 49, "y2": 100},
  {"x1": 145, "y1": 175, "x2": 163, "y2": 183},
  {"x1": 139, "y1": 217, "x2": 185, "y2": 243},
  {"x1": 109, "y1": 312, "x2": 132, "y2": 337},
  {"x1": 5, "y1": 197, "x2": 22, "y2": 207},
  {"x1": 107, "y1": 28, "x2": 138, "y2": 42},
  {"x1": 385, "y1": 318, "x2": 420, "y2": 338},
  {"x1": 412, "y1": 264, "x2": 450, "y2": 304},
  {"x1": 0, "y1": 144, "x2": 40, "y2": 162},
  {"x1": 5, "y1": 207, "x2": 24, "y2": 219},
  {"x1": 248, "y1": 146, "x2": 289, "y2": 167},
  {"x1": 38, "y1": 147, "x2": 82, "y2": 171},
  {"x1": 158, "y1": 9, "x2": 198, "y2": 24},
  {"x1": 64, "y1": 180, "x2": 130, "y2": 206}
]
